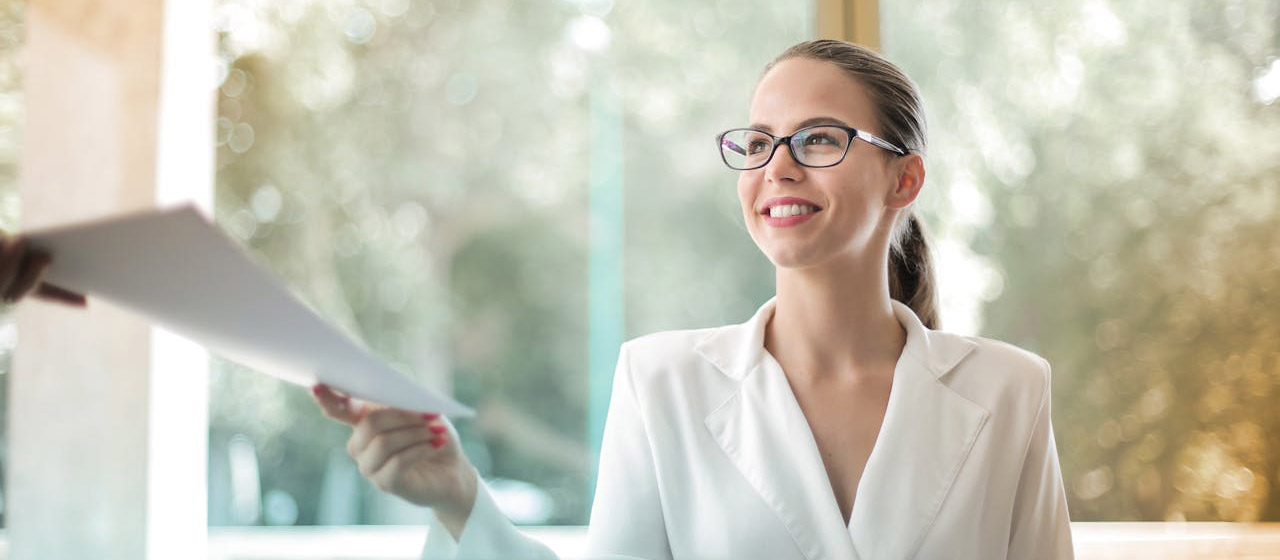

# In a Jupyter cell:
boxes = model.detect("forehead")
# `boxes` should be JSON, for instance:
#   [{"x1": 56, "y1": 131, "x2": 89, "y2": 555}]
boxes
[{"x1": 749, "y1": 57, "x2": 878, "y2": 134}]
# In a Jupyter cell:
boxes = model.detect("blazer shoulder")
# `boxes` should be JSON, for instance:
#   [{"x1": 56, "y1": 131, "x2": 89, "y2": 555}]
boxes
[
  {"x1": 620, "y1": 326, "x2": 719, "y2": 373},
  {"x1": 944, "y1": 333, "x2": 1053, "y2": 412},
  {"x1": 963, "y1": 335, "x2": 1051, "y2": 378},
  {"x1": 616, "y1": 326, "x2": 736, "y2": 404},
  {"x1": 624, "y1": 326, "x2": 720, "y2": 353}
]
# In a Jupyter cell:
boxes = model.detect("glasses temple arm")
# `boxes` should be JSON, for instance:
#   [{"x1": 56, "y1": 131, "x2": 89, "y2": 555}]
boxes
[
  {"x1": 857, "y1": 130, "x2": 908, "y2": 155},
  {"x1": 721, "y1": 138, "x2": 747, "y2": 156}
]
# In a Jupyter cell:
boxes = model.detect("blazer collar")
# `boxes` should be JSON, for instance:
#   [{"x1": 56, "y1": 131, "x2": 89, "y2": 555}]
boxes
[
  {"x1": 697, "y1": 296, "x2": 988, "y2": 560},
  {"x1": 692, "y1": 296, "x2": 978, "y2": 382}
]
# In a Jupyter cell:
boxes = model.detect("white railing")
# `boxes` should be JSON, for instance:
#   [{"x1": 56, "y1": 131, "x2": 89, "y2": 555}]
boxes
[
  {"x1": 203, "y1": 523, "x2": 1280, "y2": 559},
  {"x1": 2, "y1": 523, "x2": 1275, "y2": 559}
]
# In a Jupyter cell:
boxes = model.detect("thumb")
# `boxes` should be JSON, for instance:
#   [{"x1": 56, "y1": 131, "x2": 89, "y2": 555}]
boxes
[
  {"x1": 311, "y1": 383, "x2": 369, "y2": 426},
  {"x1": 35, "y1": 282, "x2": 88, "y2": 307}
]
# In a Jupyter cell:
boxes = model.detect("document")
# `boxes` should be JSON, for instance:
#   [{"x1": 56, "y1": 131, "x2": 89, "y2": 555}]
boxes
[{"x1": 27, "y1": 204, "x2": 474, "y2": 417}]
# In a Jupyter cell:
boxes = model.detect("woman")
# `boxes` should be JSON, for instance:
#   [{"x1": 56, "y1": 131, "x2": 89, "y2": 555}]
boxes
[
  {"x1": 314, "y1": 40, "x2": 1074, "y2": 559},
  {"x1": 6, "y1": 40, "x2": 1073, "y2": 559}
]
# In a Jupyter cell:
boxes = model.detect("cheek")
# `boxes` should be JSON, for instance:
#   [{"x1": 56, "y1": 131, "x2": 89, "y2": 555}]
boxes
[
  {"x1": 736, "y1": 173, "x2": 758, "y2": 217},
  {"x1": 835, "y1": 187, "x2": 897, "y2": 251},
  {"x1": 832, "y1": 164, "x2": 890, "y2": 217}
]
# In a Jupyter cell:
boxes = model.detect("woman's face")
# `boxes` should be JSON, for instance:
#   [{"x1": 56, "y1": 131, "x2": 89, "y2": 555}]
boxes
[{"x1": 737, "y1": 57, "x2": 918, "y2": 271}]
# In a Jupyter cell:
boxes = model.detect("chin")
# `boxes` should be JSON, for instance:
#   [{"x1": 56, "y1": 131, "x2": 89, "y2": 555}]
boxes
[
  {"x1": 748, "y1": 229, "x2": 819, "y2": 269},
  {"x1": 762, "y1": 245, "x2": 830, "y2": 270}
]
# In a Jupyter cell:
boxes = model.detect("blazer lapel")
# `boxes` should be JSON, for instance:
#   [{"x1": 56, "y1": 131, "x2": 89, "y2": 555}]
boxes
[
  {"x1": 698, "y1": 298, "x2": 859, "y2": 560},
  {"x1": 695, "y1": 297, "x2": 990, "y2": 560},
  {"x1": 846, "y1": 301, "x2": 988, "y2": 560}
]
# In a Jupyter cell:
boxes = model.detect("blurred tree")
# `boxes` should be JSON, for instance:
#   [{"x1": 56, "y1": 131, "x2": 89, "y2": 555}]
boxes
[
  {"x1": 884, "y1": 0, "x2": 1280, "y2": 521},
  {"x1": 212, "y1": 0, "x2": 806, "y2": 525}
]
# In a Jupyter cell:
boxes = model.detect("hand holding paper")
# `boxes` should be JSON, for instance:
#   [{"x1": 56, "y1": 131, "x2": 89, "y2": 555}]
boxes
[
  {"x1": 26, "y1": 205, "x2": 473, "y2": 417},
  {"x1": 0, "y1": 233, "x2": 86, "y2": 306}
]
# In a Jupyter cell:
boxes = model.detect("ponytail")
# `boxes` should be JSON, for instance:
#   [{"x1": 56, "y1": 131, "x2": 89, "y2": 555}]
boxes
[{"x1": 888, "y1": 213, "x2": 940, "y2": 329}]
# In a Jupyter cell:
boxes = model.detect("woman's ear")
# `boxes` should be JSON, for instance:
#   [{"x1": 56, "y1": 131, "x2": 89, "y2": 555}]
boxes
[{"x1": 886, "y1": 153, "x2": 925, "y2": 210}]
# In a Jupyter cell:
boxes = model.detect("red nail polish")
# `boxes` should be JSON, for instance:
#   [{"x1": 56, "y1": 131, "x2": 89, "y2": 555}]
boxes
[
  {"x1": 430, "y1": 436, "x2": 446, "y2": 448},
  {"x1": 429, "y1": 424, "x2": 447, "y2": 434},
  {"x1": 311, "y1": 385, "x2": 322, "y2": 395},
  {"x1": 421, "y1": 412, "x2": 439, "y2": 421}
]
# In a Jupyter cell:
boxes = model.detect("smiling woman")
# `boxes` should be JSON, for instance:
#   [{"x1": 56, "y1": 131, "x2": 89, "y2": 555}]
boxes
[{"x1": 326, "y1": 38, "x2": 1074, "y2": 560}]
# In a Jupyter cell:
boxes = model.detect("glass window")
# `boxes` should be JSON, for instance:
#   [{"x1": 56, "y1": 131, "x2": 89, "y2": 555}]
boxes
[
  {"x1": 882, "y1": 0, "x2": 1280, "y2": 521},
  {"x1": 211, "y1": 0, "x2": 812, "y2": 527}
]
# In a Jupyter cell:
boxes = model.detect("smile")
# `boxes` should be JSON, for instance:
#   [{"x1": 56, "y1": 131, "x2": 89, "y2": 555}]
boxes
[
  {"x1": 763, "y1": 207, "x2": 821, "y2": 228},
  {"x1": 768, "y1": 204, "x2": 820, "y2": 218},
  {"x1": 758, "y1": 196, "x2": 823, "y2": 228}
]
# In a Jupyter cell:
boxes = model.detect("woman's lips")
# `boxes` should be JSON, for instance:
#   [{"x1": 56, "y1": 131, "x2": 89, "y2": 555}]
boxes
[{"x1": 763, "y1": 211, "x2": 819, "y2": 228}]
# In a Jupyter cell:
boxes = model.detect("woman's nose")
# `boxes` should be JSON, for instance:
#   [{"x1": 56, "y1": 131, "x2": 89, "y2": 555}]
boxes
[{"x1": 763, "y1": 142, "x2": 804, "y2": 183}]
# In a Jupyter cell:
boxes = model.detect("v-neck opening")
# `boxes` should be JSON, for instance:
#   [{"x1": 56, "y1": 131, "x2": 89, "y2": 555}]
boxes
[{"x1": 758, "y1": 349, "x2": 902, "y2": 534}]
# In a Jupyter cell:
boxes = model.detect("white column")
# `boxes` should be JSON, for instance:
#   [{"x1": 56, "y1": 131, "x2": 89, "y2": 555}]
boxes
[{"x1": 9, "y1": 0, "x2": 213, "y2": 558}]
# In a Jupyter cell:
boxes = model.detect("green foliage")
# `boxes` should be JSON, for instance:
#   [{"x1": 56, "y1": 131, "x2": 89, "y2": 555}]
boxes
[
  {"x1": 212, "y1": 0, "x2": 808, "y2": 524},
  {"x1": 885, "y1": 0, "x2": 1280, "y2": 521}
]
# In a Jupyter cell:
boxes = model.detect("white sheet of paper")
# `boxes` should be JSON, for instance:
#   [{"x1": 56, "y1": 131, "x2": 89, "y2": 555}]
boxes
[{"x1": 27, "y1": 204, "x2": 474, "y2": 417}]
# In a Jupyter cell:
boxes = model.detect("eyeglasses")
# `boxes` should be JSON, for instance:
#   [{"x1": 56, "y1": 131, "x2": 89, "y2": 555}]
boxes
[{"x1": 716, "y1": 125, "x2": 907, "y2": 171}]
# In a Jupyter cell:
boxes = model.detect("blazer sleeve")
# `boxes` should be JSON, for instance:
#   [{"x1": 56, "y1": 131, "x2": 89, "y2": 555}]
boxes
[
  {"x1": 421, "y1": 473, "x2": 559, "y2": 559},
  {"x1": 421, "y1": 342, "x2": 671, "y2": 560},
  {"x1": 583, "y1": 342, "x2": 674, "y2": 559},
  {"x1": 1007, "y1": 358, "x2": 1075, "y2": 560}
]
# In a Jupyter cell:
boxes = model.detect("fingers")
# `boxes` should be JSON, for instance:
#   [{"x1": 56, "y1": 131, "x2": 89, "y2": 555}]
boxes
[
  {"x1": 311, "y1": 383, "x2": 366, "y2": 426},
  {"x1": 0, "y1": 237, "x2": 25, "y2": 299},
  {"x1": 5, "y1": 251, "x2": 50, "y2": 303},
  {"x1": 0, "y1": 235, "x2": 88, "y2": 307},
  {"x1": 368, "y1": 439, "x2": 445, "y2": 496},
  {"x1": 312, "y1": 385, "x2": 457, "y2": 502},
  {"x1": 347, "y1": 407, "x2": 442, "y2": 458},
  {"x1": 353, "y1": 419, "x2": 442, "y2": 479},
  {"x1": 34, "y1": 282, "x2": 88, "y2": 307}
]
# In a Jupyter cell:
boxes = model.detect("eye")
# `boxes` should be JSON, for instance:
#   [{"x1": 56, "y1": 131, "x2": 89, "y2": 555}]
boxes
[
  {"x1": 803, "y1": 133, "x2": 838, "y2": 146},
  {"x1": 747, "y1": 140, "x2": 771, "y2": 154}
]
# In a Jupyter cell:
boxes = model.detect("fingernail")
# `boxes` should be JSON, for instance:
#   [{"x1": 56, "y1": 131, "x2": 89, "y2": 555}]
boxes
[
  {"x1": 429, "y1": 424, "x2": 447, "y2": 434},
  {"x1": 430, "y1": 436, "x2": 446, "y2": 448},
  {"x1": 311, "y1": 385, "x2": 322, "y2": 395},
  {"x1": 421, "y1": 412, "x2": 439, "y2": 421}
]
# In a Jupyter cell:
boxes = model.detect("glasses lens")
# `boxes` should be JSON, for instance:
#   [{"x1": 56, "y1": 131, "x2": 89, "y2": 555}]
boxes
[
  {"x1": 720, "y1": 129, "x2": 774, "y2": 170},
  {"x1": 790, "y1": 126, "x2": 851, "y2": 167}
]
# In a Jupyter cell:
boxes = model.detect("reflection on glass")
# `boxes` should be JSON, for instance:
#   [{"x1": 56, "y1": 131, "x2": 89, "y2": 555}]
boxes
[{"x1": 212, "y1": 0, "x2": 810, "y2": 526}]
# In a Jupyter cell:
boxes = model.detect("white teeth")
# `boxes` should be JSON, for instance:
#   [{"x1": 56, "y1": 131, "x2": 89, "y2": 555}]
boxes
[{"x1": 769, "y1": 204, "x2": 818, "y2": 218}]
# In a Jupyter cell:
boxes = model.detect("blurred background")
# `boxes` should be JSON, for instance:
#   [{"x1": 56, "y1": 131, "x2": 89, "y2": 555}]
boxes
[{"x1": 0, "y1": 0, "x2": 1278, "y2": 551}]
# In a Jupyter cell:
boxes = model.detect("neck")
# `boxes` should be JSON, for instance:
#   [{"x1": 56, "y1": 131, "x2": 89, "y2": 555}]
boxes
[{"x1": 764, "y1": 253, "x2": 907, "y2": 384}]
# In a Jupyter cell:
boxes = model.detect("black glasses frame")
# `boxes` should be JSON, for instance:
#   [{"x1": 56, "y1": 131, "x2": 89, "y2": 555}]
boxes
[{"x1": 716, "y1": 124, "x2": 907, "y2": 171}]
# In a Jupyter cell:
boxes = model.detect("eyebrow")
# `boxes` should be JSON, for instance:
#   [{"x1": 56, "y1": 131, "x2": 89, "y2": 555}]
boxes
[{"x1": 748, "y1": 116, "x2": 850, "y2": 133}]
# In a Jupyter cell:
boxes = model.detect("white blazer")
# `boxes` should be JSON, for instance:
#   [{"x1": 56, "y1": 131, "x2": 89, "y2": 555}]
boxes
[{"x1": 424, "y1": 297, "x2": 1074, "y2": 559}]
